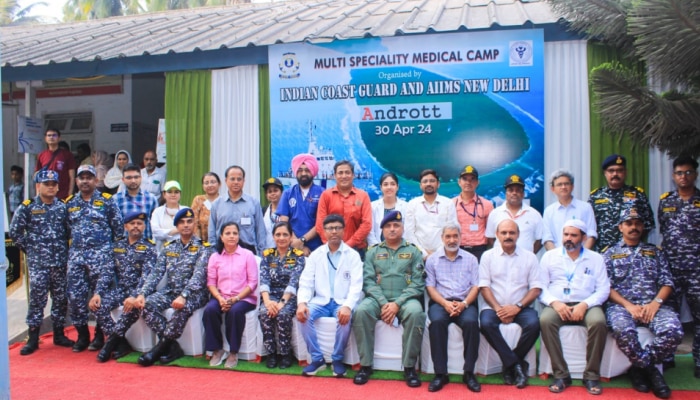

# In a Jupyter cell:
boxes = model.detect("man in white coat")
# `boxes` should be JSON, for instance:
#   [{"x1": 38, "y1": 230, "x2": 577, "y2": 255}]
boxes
[{"x1": 296, "y1": 214, "x2": 363, "y2": 378}]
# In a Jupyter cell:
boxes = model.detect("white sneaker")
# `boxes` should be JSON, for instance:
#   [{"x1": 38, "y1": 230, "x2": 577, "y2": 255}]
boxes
[
  {"x1": 224, "y1": 353, "x2": 238, "y2": 369},
  {"x1": 209, "y1": 349, "x2": 229, "y2": 367}
]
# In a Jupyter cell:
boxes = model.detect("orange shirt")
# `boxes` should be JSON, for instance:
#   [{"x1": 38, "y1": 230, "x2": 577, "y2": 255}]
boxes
[
  {"x1": 316, "y1": 186, "x2": 372, "y2": 249},
  {"x1": 453, "y1": 194, "x2": 494, "y2": 246}
]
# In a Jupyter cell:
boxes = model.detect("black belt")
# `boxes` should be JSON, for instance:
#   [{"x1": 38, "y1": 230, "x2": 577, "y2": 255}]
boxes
[{"x1": 460, "y1": 244, "x2": 488, "y2": 251}]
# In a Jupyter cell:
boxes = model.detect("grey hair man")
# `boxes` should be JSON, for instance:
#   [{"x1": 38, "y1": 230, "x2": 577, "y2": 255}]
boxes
[{"x1": 542, "y1": 169, "x2": 597, "y2": 251}]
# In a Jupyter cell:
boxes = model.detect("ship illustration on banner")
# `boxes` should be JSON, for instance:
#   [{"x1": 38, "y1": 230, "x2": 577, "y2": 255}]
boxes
[{"x1": 277, "y1": 120, "x2": 373, "y2": 188}]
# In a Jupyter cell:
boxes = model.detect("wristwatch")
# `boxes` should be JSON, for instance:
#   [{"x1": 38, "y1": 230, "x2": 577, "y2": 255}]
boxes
[
  {"x1": 300, "y1": 236, "x2": 307, "y2": 245},
  {"x1": 516, "y1": 302, "x2": 523, "y2": 309},
  {"x1": 181, "y1": 292, "x2": 188, "y2": 299},
  {"x1": 462, "y1": 300, "x2": 469, "y2": 307},
  {"x1": 654, "y1": 298, "x2": 664, "y2": 304},
  {"x1": 280, "y1": 298, "x2": 287, "y2": 304}
]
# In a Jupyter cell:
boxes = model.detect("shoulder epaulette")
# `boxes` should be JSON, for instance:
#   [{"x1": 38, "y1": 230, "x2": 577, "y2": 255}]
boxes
[
  {"x1": 202, "y1": 241, "x2": 212, "y2": 247},
  {"x1": 164, "y1": 240, "x2": 175, "y2": 247},
  {"x1": 101, "y1": 192, "x2": 112, "y2": 199},
  {"x1": 660, "y1": 191, "x2": 671, "y2": 200},
  {"x1": 636, "y1": 186, "x2": 645, "y2": 193},
  {"x1": 263, "y1": 248, "x2": 275, "y2": 256},
  {"x1": 600, "y1": 245, "x2": 610, "y2": 254},
  {"x1": 147, "y1": 239, "x2": 156, "y2": 245},
  {"x1": 292, "y1": 248, "x2": 304, "y2": 256},
  {"x1": 590, "y1": 187, "x2": 601, "y2": 195},
  {"x1": 63, "y1": 195, "x2": 74, "y2": 203},
  {"x1": 21, "y1": 199, "x2": 32, "y2": 206},
  {"x1": 368, "y1": 243, "x2": 378, "y2": 249}
]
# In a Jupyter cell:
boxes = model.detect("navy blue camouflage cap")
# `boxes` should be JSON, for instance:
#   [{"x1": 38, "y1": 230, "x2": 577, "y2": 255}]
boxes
[
  {"x1": 602, "y1": 154, "x2": 626, "y2": 170},
  {"x1": 380, "y1": 210, "x2": 403, "y2": 229},
  {"x1": 77, "y1": 164, "x2": 96, "y2": 176},
  {"x1": 619, "y1": 207, "x2": 643, "y2": 224},
  {"x1": 124, "y1": 211, "x2": 147, "y2": 224},
  {"x1": 173, "y1": 208, "x2": 194, "y2": 225},
  {"x1": 35, "y1": 169, "x2": 59, "y2": 183}
]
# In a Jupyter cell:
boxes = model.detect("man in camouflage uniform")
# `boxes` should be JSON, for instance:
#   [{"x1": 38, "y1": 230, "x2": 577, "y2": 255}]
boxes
[
  {"x1": 589, "y1": 154, "x2": 654, "y2": 252},
  {"x1": 657, "y1": 156, "x2": 700, "y2": 378},
  {"x1": 10, "y1": 170, "x2": 74, "y2": 355},
  {"x1": 603, "y1": 207, "x2": 682, "y2": 399},
  {"x1": 65, "y1": 165, "x2": 123, "y2": 352},
  {"x1": 89, "y1": 211, "x2": 157, "y2": 362},
  {"x1": 352, "y1": 211, "x2": 425, "y2": 388},
  {"x1": 136, "y1": 208, "x2": 211, "y2": 367}
]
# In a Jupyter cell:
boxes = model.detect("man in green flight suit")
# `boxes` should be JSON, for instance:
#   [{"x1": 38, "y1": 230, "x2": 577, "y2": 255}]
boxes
[{"x1": 352, "y1": 210, "x2": 426, "y2": 388}]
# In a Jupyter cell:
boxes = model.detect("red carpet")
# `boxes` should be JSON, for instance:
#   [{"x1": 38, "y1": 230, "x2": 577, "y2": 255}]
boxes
[{"x1": 9, "y1": 330, "x2": 700, "y2": 400}]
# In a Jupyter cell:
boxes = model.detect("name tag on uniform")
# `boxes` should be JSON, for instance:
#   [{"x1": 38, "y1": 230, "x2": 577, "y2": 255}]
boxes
[
  {"x1": 623, "y1": 191, "x2": 636, "y2": 199},
  {"x1": 166, "y1": 251, "x2": 179, "y2": 257},
  {"x1": 611, "y1": 253, "x2": 627, "y2": 259},
  {"x1": 135, "y1": 245, "x2": 148, "y2": 252},
  {"x1": 188, "y1": 246, "x2": 199, "y2": 253},
  {"x1": 241, "y1": 217, "x2": 252, "y2": 226},
  {"x1": 594, "y1": 199, "x2": 609, "y2": 204},
  {"x1": 31, "y1": 209, "x2": 46, "y2": 215},
  {"x1": 68, "y1": 206, "x2": 80, "y2": 212},
  {"x1": 662, "y1": 207, "x2": 676, "y2": 213},
  {"x1": 114, "y1": 248, "x2": 126, "y2": 253},
  {"x1": 642, "y1": 250, "x2": 656, "y2": 257}
]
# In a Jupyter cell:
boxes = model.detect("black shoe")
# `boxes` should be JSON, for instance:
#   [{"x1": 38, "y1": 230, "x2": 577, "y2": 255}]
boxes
[
  {"x1": 278, "y1": 354, "x2": 293, "y2": 369},
  {"x1": 72, "y1": 325, "x2": 91, "y2": 353},
  {"x1": 463, "y1": 372, "x2": 481, "y2": 393},
  {"x1": 112, "y1": 337, "x2": 133, "y2": 360},
  {"x1": 138, "y1": 339, "x2": 171, "y2": 367},
  {"x1": 52, "y1": 326, "x2": 75, "y2": 347},
  {"x1": 266, "y1": 354, "x2": 278, "y2": 369},
  {"x1": 662, "y1": 359, "x2": 675, "y2": 371},
  {"x1": 502, "y1": 365, "x2": 515, "y2": 385},
  {"x1": 159, "y1": 340, "x2": 184, "y2": 364},
  {"x1": 428, "y1": 374, "x2": 449, "y2": 392},
  {"x1": 404, "y1": 367, "x2": 421, "y2": 388},
  {"x1": 88, "y1": 325, "x2": 104, "y2": 351},
  {"x1": 513, "y1": 363, "x2": 528, "y2": 389},
  {"x1": 353, "y1": 366, "x2": 373, "y2": 385},
  {"x1": 628, "y1": 366, "x2": 651, "y2": 393},
  {"x1": 97, "y1": 334, "x2": 121, "y2": 363},
  {"x1": 695, "y1": 366, "x2": 700, "y2": 379},
  {"x1": 647, "y1": 366, "x2": 671, "y2": 399},
  {"x1": 20, "y1": 327, "x2": 40, "y2": 356}
]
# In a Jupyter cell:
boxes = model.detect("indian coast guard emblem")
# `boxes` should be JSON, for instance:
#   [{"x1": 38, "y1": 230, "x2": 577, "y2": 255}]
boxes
[{"x1": 279, "y1": 52, "x2": 301, "y2": 79}]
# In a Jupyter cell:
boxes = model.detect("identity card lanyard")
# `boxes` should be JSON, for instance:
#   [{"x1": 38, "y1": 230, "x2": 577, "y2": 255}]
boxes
[
  {"x1": 562, "y1": 247, "x2": 584, "y2": 301},
  {"x1": 459, "y1": 197, "x2": 483, "y2": 232}
]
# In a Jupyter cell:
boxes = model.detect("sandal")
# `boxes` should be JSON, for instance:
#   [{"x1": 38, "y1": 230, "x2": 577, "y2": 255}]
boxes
[
  {"x1": 548, "y1": 377, "x2": 572, "y2": 393},
  {"x1": 583, "y1": 379, "x2": 603, "y2": 395}
]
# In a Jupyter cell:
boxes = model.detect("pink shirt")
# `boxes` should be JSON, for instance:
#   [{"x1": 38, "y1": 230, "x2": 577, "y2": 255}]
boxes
[
  {"x1": 454, "y1": 194, "x2": 494, "y2": 246},
  {"x1": 207, "y1": 246, "x2": 258, "y2": 305}
]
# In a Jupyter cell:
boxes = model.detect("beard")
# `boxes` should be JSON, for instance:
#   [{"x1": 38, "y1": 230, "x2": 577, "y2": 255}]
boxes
[
  {"x1": 445, "y1": 244, "x2": 460, "y2": 252},
  {"x1": 563, "y1": 240, "x2": 578, "y2": 251},
  {"x1": 297, "y1": 175, "x2": 313, "y2": 186}
]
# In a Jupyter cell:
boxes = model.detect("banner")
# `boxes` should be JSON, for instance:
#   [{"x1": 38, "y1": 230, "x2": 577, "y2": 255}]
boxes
[
  {"x1": 269, "y1": 30, "x2": 545, "y2": 210},
  {"x1": 16, "y1": 116, "x2": 44, "y2": 154}
]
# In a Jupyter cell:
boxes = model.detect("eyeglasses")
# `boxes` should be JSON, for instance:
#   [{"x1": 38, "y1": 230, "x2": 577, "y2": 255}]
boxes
[
  {"x1": 554, "y1": 182, "x2": 572, "y2": 187},
  {"x1": 421, "y1": 179, "x2": 437, "y2": 184},
  {"x1": 324, "y1": 225, "x2": 344, "y2": 232},
  {"x1": 674, "y1": 170, "x2": 696, "y2": 177}
]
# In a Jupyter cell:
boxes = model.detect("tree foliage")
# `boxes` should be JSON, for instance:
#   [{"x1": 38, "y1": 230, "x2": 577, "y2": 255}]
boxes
[
  {"x1": 548, "y1": 0, "x2": 700, "y2": 157},
  {"x1": 0, "y1": 0, "x2": 49, "y2": 25}
]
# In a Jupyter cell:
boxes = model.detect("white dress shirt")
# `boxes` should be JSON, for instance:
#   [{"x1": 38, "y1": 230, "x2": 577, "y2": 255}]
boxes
[
  {"x1": 485, "y1": 204, "x2": 543, "y2": 252},
  {"x1": 404, "y1": 194, "x2": 458, "y2": 256},
  {"x1": 538, "y1": 246, "x2": 610, "y2": 307},
  {"x1": 542, "y1": 198, "x2": 598, "y2": 247},
  {"x1": 478, "y1": 246, "x2": 543, "y2": 310}
]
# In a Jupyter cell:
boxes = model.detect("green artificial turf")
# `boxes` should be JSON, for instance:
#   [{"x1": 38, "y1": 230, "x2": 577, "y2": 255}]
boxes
[{"x1": 118, "y1": 352, "x2": 700, "y2": 390}]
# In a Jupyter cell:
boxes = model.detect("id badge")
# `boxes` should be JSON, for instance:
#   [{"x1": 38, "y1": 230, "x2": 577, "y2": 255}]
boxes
[
  {"x1": 563, "y1": 287, "x2": 571, "y2": 301},
  {"x1": 241, "y1": 217, "x2": 252, "y2": 226},
  {"x1": 469, "y1": 223, "x2": 479, "y2": 232}
]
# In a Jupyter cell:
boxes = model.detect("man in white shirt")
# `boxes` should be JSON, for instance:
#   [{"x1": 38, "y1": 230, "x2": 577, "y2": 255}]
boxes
[
  {"x1": 296, "y1": 214, "x2": 363, "y2": 378},
  {"x1": 404, "y1": 169, "x2": 458, "y2": 259},
  {"x1": 479, "y1": 219, "x2": 542, "y2": 389},
  {"x1": 140, "y1": 150, "x2": 166, "y2": 200},
  {"x1": 539, "y1": 219, "x2": 610, "y2": 395},
  {"x1": 485, "y1": 174, "x2": 544, "y2": 253},
  {"x1": 542, "y1": 169, "x2": 597, "y2": 250}
]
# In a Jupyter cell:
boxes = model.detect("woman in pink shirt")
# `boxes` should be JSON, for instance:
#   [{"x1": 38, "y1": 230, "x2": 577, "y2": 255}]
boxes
[{"x1": 203, "y1": 221, "x2": 258, "y2": 368}]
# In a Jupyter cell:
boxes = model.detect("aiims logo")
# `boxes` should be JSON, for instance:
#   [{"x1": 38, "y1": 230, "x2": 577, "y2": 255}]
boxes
[{"x1": 279, "y1": 52, "x2": 301, "y2": 79}]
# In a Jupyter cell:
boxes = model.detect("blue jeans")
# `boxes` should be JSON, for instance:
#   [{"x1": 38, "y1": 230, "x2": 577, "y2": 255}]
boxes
[{"x1": 300, "y1": 300, "x2": 351, "y2": 363}]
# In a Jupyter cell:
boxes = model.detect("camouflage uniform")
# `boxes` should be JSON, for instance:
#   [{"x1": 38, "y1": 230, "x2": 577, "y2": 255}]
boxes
[
  {"x1": 258, "y1": 247, "x2": 304, "y2": 356},
  {"x1": 658, "y1": 187, "x2": 700, "y2": 367},
  {"x1": 603, "y1": 242, "x2": 683, "y2": 368},
  {"x1": 589, "y1": 185, "x2": 655, "y2": 252},
  {"x1": 65, "y1": 191, "x2": 123, "y2": 326},
  {"x1": 95, "y1": 237, "x2": 157, "y2": 336},
  {"x1": 352, "y1": 240, "x2": 425, "y2": 368},
  {"x1": 9, "y1": 197, "x2": 69, "y2": 328},
  {"x1": 139, "y1": 237, "x2": 211, "y2": 339}
]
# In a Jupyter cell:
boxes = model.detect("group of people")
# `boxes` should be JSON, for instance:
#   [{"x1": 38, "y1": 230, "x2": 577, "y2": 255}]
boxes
[{"x1": 9, "y1": 129, "x2": 700, "y2": 398}]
